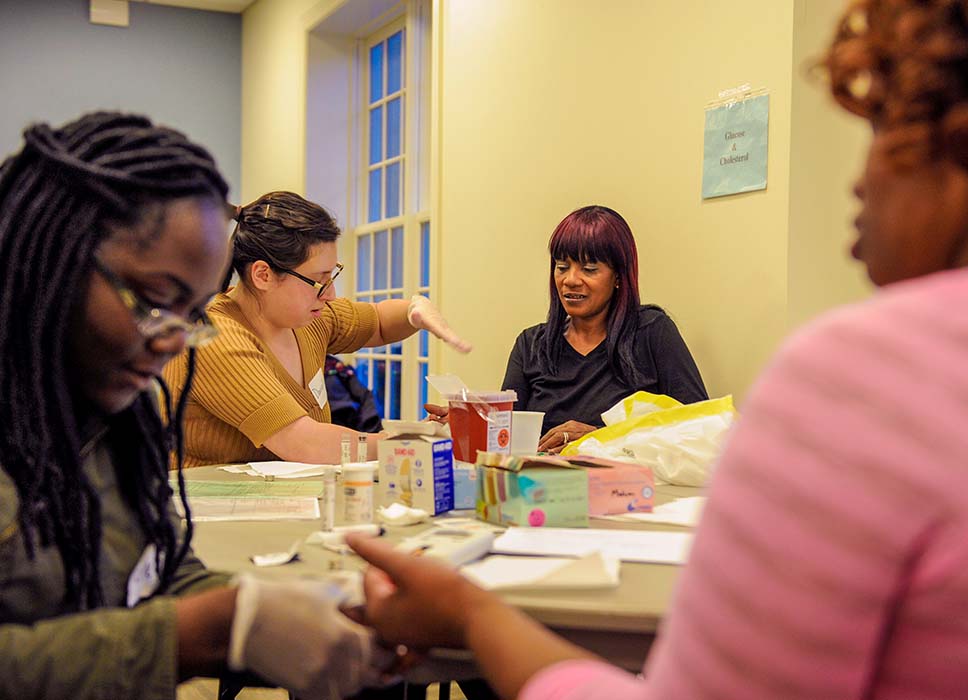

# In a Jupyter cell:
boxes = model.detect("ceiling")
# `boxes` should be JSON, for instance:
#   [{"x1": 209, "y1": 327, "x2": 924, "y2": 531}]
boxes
[{"x1": 129, "y1": 0, "x2": 257, "y2": 13}]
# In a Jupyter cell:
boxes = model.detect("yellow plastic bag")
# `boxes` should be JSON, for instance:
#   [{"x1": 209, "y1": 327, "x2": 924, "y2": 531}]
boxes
[{"x1": 563, "y1": 395, "x2": 736, "y2": 487}]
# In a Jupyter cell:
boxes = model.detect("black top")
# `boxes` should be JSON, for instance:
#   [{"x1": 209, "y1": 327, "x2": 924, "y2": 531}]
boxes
[{"x1": 501, "y1": 306, "x2": 708, "y2": 435}]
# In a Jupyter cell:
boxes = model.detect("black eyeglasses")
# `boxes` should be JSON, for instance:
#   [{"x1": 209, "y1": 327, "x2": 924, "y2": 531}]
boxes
[
  {"x1": 282, "y1": 262, "x2": 344, "y2": 299},
  {"x1": 92, "y1": 257, "x2": 219, "y2": 348}
]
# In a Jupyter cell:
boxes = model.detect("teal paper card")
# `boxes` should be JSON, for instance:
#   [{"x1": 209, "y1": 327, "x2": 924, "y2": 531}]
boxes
[{"x1": 702, "y1": 94, "x2": 769, "y2": 199}]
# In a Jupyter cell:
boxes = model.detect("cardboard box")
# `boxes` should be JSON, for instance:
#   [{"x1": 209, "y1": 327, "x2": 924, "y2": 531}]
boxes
[
  {"x1": 453, "y1": 460, "x2": 478, "y2": 510},
  {"x1": 474, "y1": 452, "x2": 654, "y2": 527},
  {"x1": 378, "y1": 422, "x2": 454, "y2": 515}
]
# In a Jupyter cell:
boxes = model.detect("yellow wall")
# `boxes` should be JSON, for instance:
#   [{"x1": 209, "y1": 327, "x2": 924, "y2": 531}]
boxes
[
  {"x1": 437, "y1": 0, "x2": 795, "y2": 399},
  {"x1": 788, "y1": 0, "x2": 871, "y2": 326},
  {"x1": 241, "y1": 0, "x2": 340, "y2": 202},
  {"x1": 241, "y1": 0, "x2": 871, "y2": 403}
]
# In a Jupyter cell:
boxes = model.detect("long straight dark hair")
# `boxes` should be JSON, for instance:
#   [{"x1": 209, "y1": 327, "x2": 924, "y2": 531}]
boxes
[{"x1": 542, "y1": 205, "x2": 646, "y2": 385}]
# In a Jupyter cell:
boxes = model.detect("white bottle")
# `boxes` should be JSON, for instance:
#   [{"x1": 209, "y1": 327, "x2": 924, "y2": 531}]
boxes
[
  {"x1": 319, "y1": 469, "x2": 337, "y2": 531},
  {"x1": 342, "y1": 462, "x2": 376, "y2": 525}
]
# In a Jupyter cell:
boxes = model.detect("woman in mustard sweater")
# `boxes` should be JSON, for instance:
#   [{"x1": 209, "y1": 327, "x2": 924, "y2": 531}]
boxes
[{"x1": 165, "y1": 191, "x2": 469, "y2": 467}]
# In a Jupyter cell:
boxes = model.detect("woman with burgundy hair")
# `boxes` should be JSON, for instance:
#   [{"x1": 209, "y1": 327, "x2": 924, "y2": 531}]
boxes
[
  {"x1": 351, "y1": 2, "x2": 968, "y2": 698},
  {"x1": 502, "y1": 205, "x2": 706, "y2": 452}
]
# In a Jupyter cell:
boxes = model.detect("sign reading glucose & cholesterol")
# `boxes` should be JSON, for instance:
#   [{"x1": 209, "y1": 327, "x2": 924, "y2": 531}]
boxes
[{"x1": 701, "y1": 93, "x2": 769, "y2": 199}]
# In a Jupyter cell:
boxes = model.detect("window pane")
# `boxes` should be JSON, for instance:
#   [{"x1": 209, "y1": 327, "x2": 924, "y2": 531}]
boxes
[
  {"x1": 369, "y1": 106, "x2": 383, "y2": 165},
  {"x1": 420, "y1": 221, "x2": 430, "y2": 287},
  {"x1": 386, "y1": 162, "x2": 401, "y2": 218},
  {"x1": 374, "y1": 229, "x2": 388, "y2": 289},
  {"x1": 387, "y1": 31, "x2": 403, "y2": 95},
  {"x1": 390, "y1": 342, "x2": 403, "y2": 356},
  {"x1": 389, "y1": 360, "x2": 401, "y2": 420},
  {"x1": 418, "y1": 361, "x2": 428, "y2": 419},
  {"x1": 369, "y1": 43, "x2": 384, "y2": 103},
  {"x1": 356, "y1": 235, "x2": 371, "y2": 292},
  {"x1": 419, "y1": 329, "x2": 428, "y2": 358},
  {"x1": 368, "y1": 168, "x2": 381, "y2": 223},
  {"x1": 386, "y1": 97, "x2": 402, "y2": 159},
  {"x1": 374, "y1": 294, "x2": 386, "y2": 303},
  {"x1": 373, "y1": 359, "x2": 387, "y2": 418},
  {"x1": 390, "y1": 226, "x2": 404, "y2": 288},
  {"x1": 357, "y1": 357, "x2": 370, "y2": 389}
]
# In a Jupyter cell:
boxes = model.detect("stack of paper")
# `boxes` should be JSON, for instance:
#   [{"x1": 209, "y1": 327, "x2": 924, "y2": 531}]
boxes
[
  {"x1": 595, "y1": 496, "x2": 706, "y2": 527},
  {"x1": 174, "y1": 496, "x2": 320, "y2": 522},
  {"x1": 461, "y1": 553, "x2": 620, "y2": 591},
  {"x1": 218, "y1": 461, "x2": 339, "y2": 479},
  {"x1": 492, "y1": 527, "x2": 693, "y2": 565}
]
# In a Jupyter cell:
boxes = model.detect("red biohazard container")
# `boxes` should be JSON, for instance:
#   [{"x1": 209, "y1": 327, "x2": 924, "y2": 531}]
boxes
[{"x1": 446, "y1": 390, "x2": 517, "y2": 462}]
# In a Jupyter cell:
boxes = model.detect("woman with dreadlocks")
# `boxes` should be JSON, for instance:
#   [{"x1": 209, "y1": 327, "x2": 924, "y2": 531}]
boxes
[
  {"x1": 348, "y1": 1, "x2": 968, "y2": 698},
  {"x1": 164, "y1": 190, "x2": 471, "y2": 468},
  {"x1": 0, "y1": 112, "x2": 386, "y2": 700}
]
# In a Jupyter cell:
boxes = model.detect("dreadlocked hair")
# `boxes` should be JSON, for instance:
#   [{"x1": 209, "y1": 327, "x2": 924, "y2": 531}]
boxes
[{"x1": 0, "y1": 112, "x2": 228, "y2": 609}]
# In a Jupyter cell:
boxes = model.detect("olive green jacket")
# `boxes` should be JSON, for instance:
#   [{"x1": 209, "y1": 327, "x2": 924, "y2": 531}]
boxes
[{"x1": 0, "y1": 430, "x2": 230, "y2": 700}]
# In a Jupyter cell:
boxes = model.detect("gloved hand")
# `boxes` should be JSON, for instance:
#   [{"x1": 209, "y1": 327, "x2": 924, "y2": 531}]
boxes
[
  {"x1": 407, "y1": 295, "x2": 472, "y2": 353},
  {"x1": 228, "y1": 575, "x2": 387, "y2": 699}
]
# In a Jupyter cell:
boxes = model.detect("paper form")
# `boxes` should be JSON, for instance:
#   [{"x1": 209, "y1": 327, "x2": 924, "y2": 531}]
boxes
[
  {"x1": 461, "y1": 553, "x2": 620, "y2": 591},
  {"x1": 175, "y1": 496, "x2": 320, "y2": 522},
  {"x1": 492, "y1": 527, "x2": 693, "y2": 565},
  {"x1": 594, "y1": 496, "x2": 706, "y2": 528},
  {"x1": 173, "y1": 480, "x2": 326, "y2": 498}
]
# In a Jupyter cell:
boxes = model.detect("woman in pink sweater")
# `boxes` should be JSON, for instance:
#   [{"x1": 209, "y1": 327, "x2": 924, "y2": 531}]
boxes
[{"x1": 350, "y1": 1, "x2": 968, "y2": 697}]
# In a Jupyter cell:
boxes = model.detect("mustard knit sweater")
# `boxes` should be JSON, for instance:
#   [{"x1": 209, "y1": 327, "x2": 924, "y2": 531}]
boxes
[{"x1": 164, "y1": 293, "x2": 378, "y2": 468}]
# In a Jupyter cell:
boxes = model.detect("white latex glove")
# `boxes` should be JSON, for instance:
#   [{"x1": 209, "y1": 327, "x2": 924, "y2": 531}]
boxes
[
  {"x1": 407, "y1": 295, "x2": 472, "y2": 353},
  {"x1": 229, "y1": 575, "x2": 386, "y2": 699}
]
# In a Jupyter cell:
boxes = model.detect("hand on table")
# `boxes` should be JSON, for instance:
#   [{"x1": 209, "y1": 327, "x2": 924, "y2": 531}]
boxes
[
  {"x1": 346, "y1": 533, "x2": 499, "y2": 651},
  {"x1": 537, "y1": 420, "x2": 597, "y2": 454},
  {"x1": 423, "y1": 403, "x2": 449, "y2": 424},
  {"x1": 407, "y1": 295, "x2": 472, "y2": 354}
]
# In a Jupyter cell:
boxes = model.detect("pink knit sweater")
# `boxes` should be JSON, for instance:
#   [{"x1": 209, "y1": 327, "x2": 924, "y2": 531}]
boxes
[{"x1": 521, "y1": 268, "x2": 968, "y2": 700}]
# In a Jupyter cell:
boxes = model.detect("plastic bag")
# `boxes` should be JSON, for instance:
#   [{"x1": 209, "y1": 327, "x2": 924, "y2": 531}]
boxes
[
  {"x1": 563, "y1": 395, "x2": 736, "y2": 487},
  {"x1": 600, "y1": 390, "x2": 683, "y2": 426}
]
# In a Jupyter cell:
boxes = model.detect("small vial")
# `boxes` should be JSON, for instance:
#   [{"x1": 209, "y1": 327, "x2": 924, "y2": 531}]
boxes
[
  {"x1": 319, "y1": 469, "x2": 336, "y2": 531},
  {"x1": 356, "y1": 434, "x2": 368, "y2": 462},
  {"x1": 340, "y1": 434, "x2": 352, "y2": 465},
  {"x1": 343, "y1": 463, "x2": 375, "y2": 525}
]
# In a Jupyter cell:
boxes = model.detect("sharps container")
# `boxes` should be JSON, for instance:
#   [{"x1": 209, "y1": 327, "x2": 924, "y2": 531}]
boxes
[{"x1": 445, "y1": 390, "x2": 517, "y2": 462}]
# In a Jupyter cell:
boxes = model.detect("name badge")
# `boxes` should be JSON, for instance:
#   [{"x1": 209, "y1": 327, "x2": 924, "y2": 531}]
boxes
[
  {"x1": 126, "y1": 544, "x2": 161, "y2": 608},
  {"x1": 309, "y1": 368, "x2": 329, "y2": 409}
]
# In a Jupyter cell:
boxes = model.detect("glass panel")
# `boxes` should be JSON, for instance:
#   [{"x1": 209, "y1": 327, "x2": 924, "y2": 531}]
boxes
[
  {"x1": 390, "y1": 226, "x2": 404, "y2": 288},
  {"x1": 389, "y1": 360, "x2": 401, "y2": 420},
  {"x1": 386, "y1": 97, "x2": 402, "y2": 159},
  {"x1": 369, "y1": 42, "x2": 384, "y2": 103},
  {"x1": 368, "y1": 168, "x2": 381, "y2": 223},
  {"x1": 391, "y1": 292, "x2": 403, "y2": 299},
  {"x1": 387, "y1": 31, "x2": 403, "y2": 95},
  {"x1": 356, "y1": 235, "x2": 371, "y2": 292},
  {"x1": 420, "y1": 221, "x2": 430, "y2": 287},
  {"x1": 390, "y1": 342, "x2": 403, "y2": 355},
  {"x1": 418, "y1": 361, "x2": 428, "y2": 419},
  {"x1": 374, "y1": 229, "x2": 388, "y2": 290},
  {"x1": 357, "y1": 357, "x2": 370, "y2": 389},
  {"x1": 373, "y1": 359, "x2": 387, "y2": 418},
  {"x1": 419, "y1": 329, "x2": 428, "y2": 358},
  {"x1": 369, "y1": 106, "x2": 383, "y2": 165},
  {"x1": 373, "y1": 293, "x2": 386, "y2": 303},
  {"x1": 385, "y1": 162, "x2": 401, "y2": 218}
]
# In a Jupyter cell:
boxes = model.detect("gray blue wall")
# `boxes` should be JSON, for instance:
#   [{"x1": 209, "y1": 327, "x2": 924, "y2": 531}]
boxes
[{"x1": 0, "y1": 0, "x2": 241, "y2": 198}]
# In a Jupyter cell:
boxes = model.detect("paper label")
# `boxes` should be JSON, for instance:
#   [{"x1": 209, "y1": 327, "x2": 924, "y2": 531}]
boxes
[
  {"x1": 126, "y1": 544, "x2": 161, "y2": 607},
  {"x1": 309, "y1": 368, "x2": 328, "y2": 408},
  {"x1": 487, "y1": 410, "x2": 512, "y2": 454}
]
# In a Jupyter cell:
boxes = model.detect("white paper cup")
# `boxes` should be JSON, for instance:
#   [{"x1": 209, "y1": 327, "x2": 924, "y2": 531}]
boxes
[{"x1": 510, "y1": 411, "x2": 545, "y2": 455}]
